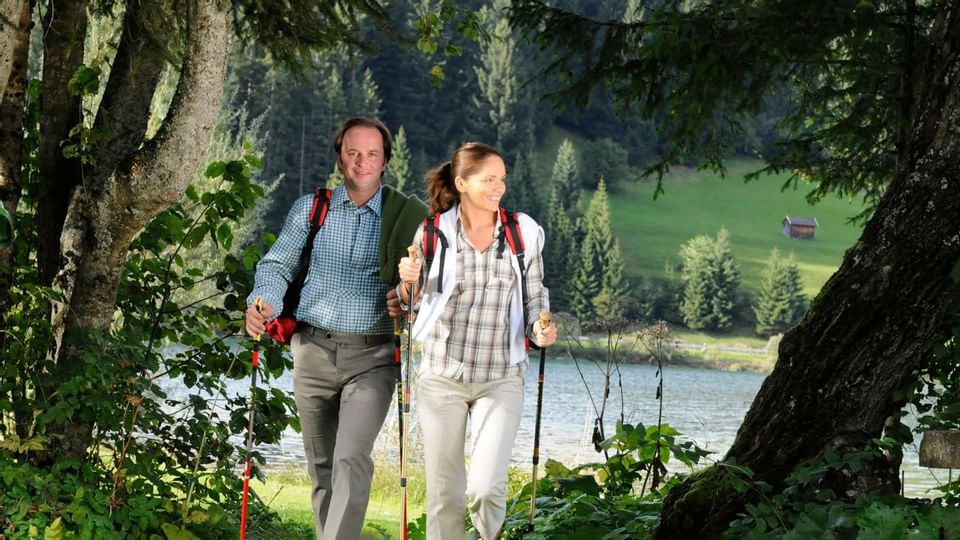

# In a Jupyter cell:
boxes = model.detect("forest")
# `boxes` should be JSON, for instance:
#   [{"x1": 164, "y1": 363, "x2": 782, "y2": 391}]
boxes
[{"x1": 1, "y1": 0, "x2": 959, "y2": 538}]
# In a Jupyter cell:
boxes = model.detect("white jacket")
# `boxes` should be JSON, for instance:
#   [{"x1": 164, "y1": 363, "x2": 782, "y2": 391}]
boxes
[{"x1": 411, "y1": 205, "x2": 546, "y2": 366}]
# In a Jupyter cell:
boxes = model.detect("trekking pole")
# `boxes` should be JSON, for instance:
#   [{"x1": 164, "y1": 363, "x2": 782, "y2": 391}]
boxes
[
  {"x1": 528, "y1": 311, "x2": 551, "y2": 532},
  {"x1": 400, "y1": 245, "x2": 419, "y2": 540},
  {"x1": 240, "y1": 297, "x2": 263, "y2": 540},
  {"x1": 393, "y1": 316, "x2": 405, "y2": 538}
]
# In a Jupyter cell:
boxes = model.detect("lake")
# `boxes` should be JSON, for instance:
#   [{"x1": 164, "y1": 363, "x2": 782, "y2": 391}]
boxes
[{"x1": 208, "y1": 356, "x2": 949, "y2": 499}]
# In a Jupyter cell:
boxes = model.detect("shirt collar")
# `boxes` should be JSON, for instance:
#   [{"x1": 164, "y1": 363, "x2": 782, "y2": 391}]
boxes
[{"x1": 331, "y1": 184, "x2": 383, "y2": 216}]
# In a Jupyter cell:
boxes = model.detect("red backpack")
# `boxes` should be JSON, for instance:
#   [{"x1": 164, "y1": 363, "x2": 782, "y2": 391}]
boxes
[{"x1": 265, "y1": 188, "x2": 331, "y2": 344}]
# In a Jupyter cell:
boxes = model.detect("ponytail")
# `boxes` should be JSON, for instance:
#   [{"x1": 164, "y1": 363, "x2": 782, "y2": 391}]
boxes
[{"x1": 426, "y1": 161, "x2": 458, "y2": 214}]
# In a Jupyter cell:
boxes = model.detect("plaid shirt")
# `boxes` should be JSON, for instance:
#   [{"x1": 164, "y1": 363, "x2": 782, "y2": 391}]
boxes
[
  {"x1": 247, "y1": 185, "x2": 392, "y2": 336},
  {"x1": 421, "y1": 215, "x2": 547, "y2": 383}
]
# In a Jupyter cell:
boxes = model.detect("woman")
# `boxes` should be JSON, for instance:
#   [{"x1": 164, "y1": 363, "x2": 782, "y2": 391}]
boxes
[{"x1": 397, "y1": 142, "x2": 557, "y2": 540}]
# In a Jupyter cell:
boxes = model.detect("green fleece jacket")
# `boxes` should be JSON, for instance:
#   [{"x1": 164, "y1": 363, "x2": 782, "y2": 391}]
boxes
[{"x1": 379, "y1": 184, "x2": 428, "y2": 286}]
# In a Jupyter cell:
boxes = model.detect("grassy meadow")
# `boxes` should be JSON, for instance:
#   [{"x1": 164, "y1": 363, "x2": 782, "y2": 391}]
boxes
[{"x1": 607, "y1": 158, "x2": 867, "y2": 298}]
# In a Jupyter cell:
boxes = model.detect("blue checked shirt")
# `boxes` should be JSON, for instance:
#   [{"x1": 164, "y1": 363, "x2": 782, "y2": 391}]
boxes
[{"x1": 247, "y1": 185, "x2": 392, "y2": 336}]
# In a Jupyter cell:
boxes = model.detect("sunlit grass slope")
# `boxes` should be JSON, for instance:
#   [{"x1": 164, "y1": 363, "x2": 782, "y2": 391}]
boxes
[{"x1": 608, "y1": 158, "x2": 867, "y2": 298}]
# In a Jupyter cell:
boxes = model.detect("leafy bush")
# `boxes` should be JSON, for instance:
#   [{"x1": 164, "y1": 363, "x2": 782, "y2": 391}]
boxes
[
  {"x1": 0, "y1": 155, "x2": 297, "y2": 538},
  {"x1": 498, "y1": 421, "x2": 710, "y2": 539}
]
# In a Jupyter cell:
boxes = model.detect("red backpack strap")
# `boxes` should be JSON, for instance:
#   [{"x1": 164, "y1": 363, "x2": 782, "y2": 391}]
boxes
[
  {"x1": 499, "y1": 208, "x2": 526, "y2": 259},
  {"x1": 309, "y1": 188, "x2": 331, "y2": 227},
  {"x1": 421, "y1": 214, "x2": 448, "y2": 293},
  {"x1": 498, "y1": 209, "x2": 533, "y2": 349},
  {"x1": 267, "y1": 188, "x2": 332, "y2": 344}
]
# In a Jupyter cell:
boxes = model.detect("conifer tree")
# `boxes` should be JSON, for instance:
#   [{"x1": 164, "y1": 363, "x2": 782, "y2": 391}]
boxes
[
  {"x1": 569, "y1": 233, "x2": 600, "y2": 322},
  {"x1": 594, "y1": 241, "x2": 628, "y2": 322},
  {"x1": 678, "y1": 234, "x2": 716, "y2": 330},
  {"x1": 503, "y1": 152, "x2": 540, "y2": 219},
  {"x1": 570, "y1": 180, "x2": 628, "y2": 323},
  {"x1": 754, "y1": 248, "x2": 808, "y2": 336},
  {"x1": 473, "y1": 15, "x2": 518, "y2": 149},
  {"x1": 386, "y1": 125, "x2": 411, "y2": 191},
  {"x1": 351, "y1": 66, "x2": 383, "y2": 119},
  {"x1": 543, "y1": 186, "x2": 575, "y2": 313},
  {"x1": 551, "y1": 138, "x2": 580, "y2": 211},
  {"x1": 710, "y1": 227, "x2": 741, "y2": 331},
  {"x1": 326, "y1": 163, "x2": 343, "y2": 190},
  {"x1": 678, "y1": 228, "x2": 740, "y2": 331}
]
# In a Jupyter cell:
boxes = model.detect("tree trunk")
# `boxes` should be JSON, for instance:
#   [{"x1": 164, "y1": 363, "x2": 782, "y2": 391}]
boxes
[
  {"x1": 35, "y1": 0, "x2": 86, "y2": 285},
  {"x1": 0, "y1": 0, "x2": 25, "y2": 98},
  {"x1": 45, "y1": 0, "x2": 230, "y2": 461},
  {"x1": 0, "y1": 0, "x2": 29, "y2": 440},
  {"x1": 0, "y1": 0, "x2": 29, "y2": 304},
  {"x1": 657, "y1": 4, "x2": 960, "y2": 538}
]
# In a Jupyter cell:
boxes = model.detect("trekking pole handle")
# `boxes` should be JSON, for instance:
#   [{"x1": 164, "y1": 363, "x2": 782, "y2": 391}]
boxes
[
  {"x1": 538, "y1": 311, "x2": 551, "y2": 342},
  {"x1": 254, "y1": 297, "x2": 264, "y2": 343}
]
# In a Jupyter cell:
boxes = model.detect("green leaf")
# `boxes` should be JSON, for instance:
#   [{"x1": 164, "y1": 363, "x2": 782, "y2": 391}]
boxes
[
  {"x1": 160, "y1": 523, "x2": 201, "y2": 540},
  {"x1": 67, "y1": 64, "x2": 101, "y2": 96},
  {"x1": 204, "y1": 161, "x2": 226, "y2": 178},
  {"x1": 216, "y1": 224, "x2": 233, "y2": 250},
  {"x1": 429, "y1": 64, "x2": 445, "y2": 86},
  {"x1": 244, "y1": 154, "x2": 263, "y2": 169},
  {"x1": 417, "y1": 36, "x2": 438, "y2": 54},
  {"x1": 43, "y1": 517, "x2": 64, "y2": 540},
  {"x1": 0, "y1": 205, "x2": 14, "y2": 249}
]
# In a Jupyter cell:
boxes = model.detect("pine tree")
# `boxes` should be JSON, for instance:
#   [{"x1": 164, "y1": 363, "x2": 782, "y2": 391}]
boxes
[
  {"x1": 754, "y1": 248, "x2": 808, "y2": 336},
  {"x1": 350, "y1": 66, "x2": 383, "y2": 119},
  {"x1": 326, "y1": 162, "x2": 343, "y2": 190},
  {"x1": 570, "y1": 234, "x2": 600, "y2": 322},
  {"x1": 502, "y1": 152, "x2": 540, "y2": 219},
  {"x1": 678, "y1": 228, "x2": 741, "y2": 331},
  {"x1": 595, "y1": 241, "x2": 628, "y2": 322},
  {"x1": 678, "y1": 234, "x2": 716, "y2": 330},
  {"x1": 551, "y1": 138, "x2": 580, "y2": 211},
  {"x1": 570, "y1": 180, "x2": 628, "y2": 323},
  {"x1": 710, "y1": 227, "x2": 741, "y2": 331},
  {"x1": 784, "y1": 258, "x2": 808, "y2": 322},
  {"x1": 543, "y1": 186, "x2": 576, "y2": 313},
  {"x1": 386, "y1": 125, "x2": 411, "y2": 191},
  {"x1": 472, "y1": 14, "x2": 515, "y2": 147}
]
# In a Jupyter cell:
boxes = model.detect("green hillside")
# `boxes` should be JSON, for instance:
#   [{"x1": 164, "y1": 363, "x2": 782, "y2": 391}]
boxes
[{"x1": 607, "y1": 159, "x2": 867, "y2": 298}]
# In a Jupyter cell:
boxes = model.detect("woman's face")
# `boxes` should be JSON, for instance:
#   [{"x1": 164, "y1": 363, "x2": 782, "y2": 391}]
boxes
[{"x1": 455, "y1": 155, "x2": 506, "y2": 214}]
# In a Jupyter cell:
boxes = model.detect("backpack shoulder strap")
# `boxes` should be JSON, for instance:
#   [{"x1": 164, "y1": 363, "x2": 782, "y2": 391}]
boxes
[
  {"x1": 497, "y1": 208, "x2": 532, "y2": 347},
  {"x1": 308, "y1": 188, "x2": 332, "y2": 228},
  {"x1": 278, "y1": 188, "x2": 333, "y2": 322},
  {"x1": 499, "y1": 208, "x2": 526, "y2": 263},
  {"x1": 421, "y1": 213, "x2": 448, "y2": 293}
]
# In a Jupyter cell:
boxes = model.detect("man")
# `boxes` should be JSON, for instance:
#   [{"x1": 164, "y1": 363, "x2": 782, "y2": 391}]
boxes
[{"x1": 245, "y1": 117, "x2": 426, "y2": 539}]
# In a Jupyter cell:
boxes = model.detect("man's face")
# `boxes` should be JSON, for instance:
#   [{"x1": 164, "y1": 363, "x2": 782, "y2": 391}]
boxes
[{"x1": 338, "y1": 126, "x2": 386, "y2": 194}]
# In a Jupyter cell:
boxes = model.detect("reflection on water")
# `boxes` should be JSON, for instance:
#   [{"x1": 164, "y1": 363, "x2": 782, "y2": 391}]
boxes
[{"x1": 162, "y1": 356, "x2": 951, "y2": 499}]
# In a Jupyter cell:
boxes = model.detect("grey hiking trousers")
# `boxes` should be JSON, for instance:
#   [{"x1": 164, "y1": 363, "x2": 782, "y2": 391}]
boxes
[{"x1": 291, "y1": 328, "x2": 398, "y2": 540}]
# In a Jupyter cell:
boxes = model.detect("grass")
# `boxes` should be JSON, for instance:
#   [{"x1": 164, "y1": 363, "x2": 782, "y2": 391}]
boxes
[
  {"x1": 256, "y1": 455, "x2": 531, "y2": 538},
  {"x1": 255, "y1": 457, "x2": 427, "y2": 538},
  {"x1": 670, "y1": 324, "x2": 770, "y2": 349},
  {"x1": 607, "y1": 157, "x2": 867, "y2": 298}
]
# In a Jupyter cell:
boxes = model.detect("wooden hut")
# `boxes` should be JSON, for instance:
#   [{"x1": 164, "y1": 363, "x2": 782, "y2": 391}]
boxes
[{"x1": 782, "y1": 216, "x2": 818, "y2": 240}]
